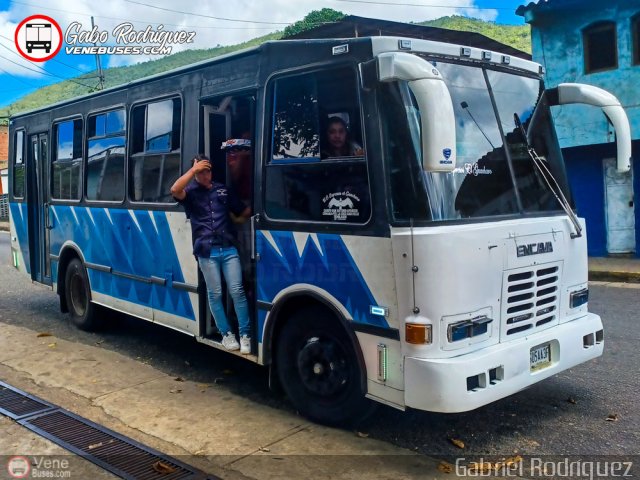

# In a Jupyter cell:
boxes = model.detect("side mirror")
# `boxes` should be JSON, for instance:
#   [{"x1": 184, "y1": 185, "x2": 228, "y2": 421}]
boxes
[
  {"x1": 547, "y1": 83, "x2": 632, "y2": 173},
  {"x1": 377, "y1": 52, "x2": 456, "y2": 172}
]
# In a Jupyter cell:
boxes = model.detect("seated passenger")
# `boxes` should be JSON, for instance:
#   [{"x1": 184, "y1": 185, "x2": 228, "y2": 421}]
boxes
[
  {"x1": 321, "y1": 116, "x2": 364, "y2": 159},
  {"x1": 221, "y1": 138, "x2": 252, "y2": 206}
]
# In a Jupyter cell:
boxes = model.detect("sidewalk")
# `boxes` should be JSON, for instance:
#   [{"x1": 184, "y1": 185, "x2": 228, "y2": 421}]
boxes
[
  {"x1": 0, "y1": 322, "x2": 455, "y2": 480},
  {"x1": 588, "y1": 256, "x2": 640, "y2": 283}
]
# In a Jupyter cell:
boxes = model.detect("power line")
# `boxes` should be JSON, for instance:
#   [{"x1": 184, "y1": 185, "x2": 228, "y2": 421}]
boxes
[
  {"x1": 123, "y1": 0, "x2": 291, "y2": 25},
  {"x1": 0, "y1": 66, "x2": 45, "y2": 88},
  {"x1": 333, "y1": 0, "x2": 513, "y2": 10},
  {"x1": 0, "y1": 52, "x2": 95, "y2": 89},
  {"x1": 0, "y1": 34, "x2": 85, "y2": 77},
  {"x1": 11, "y1": 1, "x2": 276, "y2": 30}
]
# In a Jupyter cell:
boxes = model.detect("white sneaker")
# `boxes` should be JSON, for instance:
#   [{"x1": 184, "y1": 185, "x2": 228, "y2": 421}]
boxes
[
  {"x1": 240, "y1": 335, "x2": 251, "y2": 354},
  {"x1": 221, "y1": 332, "x2": 240, "y2": 351}
]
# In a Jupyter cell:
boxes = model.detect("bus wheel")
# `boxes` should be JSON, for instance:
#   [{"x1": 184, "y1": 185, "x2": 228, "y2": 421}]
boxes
[
  {"x1": 276, "y1": 310, "x2": 374, "y2": 426},
  {"x1": 64, "y1": 258, "x2": 100, "y2": 331}
]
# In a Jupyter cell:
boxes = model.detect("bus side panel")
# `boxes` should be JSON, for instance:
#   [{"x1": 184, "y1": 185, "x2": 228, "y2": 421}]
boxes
[
  {"x1": 49, "y1": 205, "x2": 196, "y2": 326},
  {"x1": 9, "y1": 202, "x2": 30, "y2": 275},
  {"x1": 257, "y1": 230, "x2": 405, "y2": 401}
]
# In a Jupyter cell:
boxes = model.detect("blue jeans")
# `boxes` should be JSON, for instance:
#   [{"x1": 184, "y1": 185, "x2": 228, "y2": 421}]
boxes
[{"x1": 198, "y1": 246, "x2": 250, "y2": 337}]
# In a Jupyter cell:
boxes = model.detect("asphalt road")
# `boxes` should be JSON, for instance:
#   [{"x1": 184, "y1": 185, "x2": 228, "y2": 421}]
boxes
[{"x1": 0, "y1": 231, "x2": 637, "y2": 461}]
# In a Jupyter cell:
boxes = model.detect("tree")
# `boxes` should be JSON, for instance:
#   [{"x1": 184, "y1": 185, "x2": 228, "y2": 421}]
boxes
[{"x1": 283, "y1": 8, "x2": 345, "y2": 37}]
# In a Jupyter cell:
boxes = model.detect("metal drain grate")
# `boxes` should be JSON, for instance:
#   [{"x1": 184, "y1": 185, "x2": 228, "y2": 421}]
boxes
[
  {"x1": 21, "y1": 410, "x2": 209, "y2": 480},
  {"x1": 0, "y1": 381, "x2": 216, "y2": 480},
  {"x1": 0, "y1": 381, "x2": 55, "y2": 420}
]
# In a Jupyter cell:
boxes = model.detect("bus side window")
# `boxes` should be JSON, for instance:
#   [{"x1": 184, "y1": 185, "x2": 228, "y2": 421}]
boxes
[
  {"x1": 12, "y1": 130, "x2": 25, "y2": 198},
  {"x1": 129, "y1": 98, "x2": 182, "y2": 203},
  {"x1": 265, "y1": 67, "x2": 370, "y2": 224},
  {"x1": 86, "y1": 109, "x2": 126, "y2": 202},
  {"x1": 52, "y1": 119, "x2": 82, "y2": 201}
]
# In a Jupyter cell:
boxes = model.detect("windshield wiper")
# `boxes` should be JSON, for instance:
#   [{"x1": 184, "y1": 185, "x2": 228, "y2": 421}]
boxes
[
  {"x1": 461, "y1": 101, "x2": 495, "y2": 149},
  {"x1": 514, "y1": 112, "x2": 583, "y2": 238}
]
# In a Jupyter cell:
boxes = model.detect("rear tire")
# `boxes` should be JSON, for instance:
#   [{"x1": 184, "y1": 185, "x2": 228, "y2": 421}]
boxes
[
  {"x1": 64, "y1": 258, "x2": 101, "y2": 331},
  {"x1": 276, "y1": 309, "x2": 375, "y2": 426}
]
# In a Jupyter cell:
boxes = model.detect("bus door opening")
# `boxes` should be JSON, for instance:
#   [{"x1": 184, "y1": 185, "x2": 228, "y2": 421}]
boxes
[
  {"x1": 199, "y1": 94, "x2": 256, "y2": 340},
  {"x1": 27, "y1": 132, "x2": 51, "y2": 285}
]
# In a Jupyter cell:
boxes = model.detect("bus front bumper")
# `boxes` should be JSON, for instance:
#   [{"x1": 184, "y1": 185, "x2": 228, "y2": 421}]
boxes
[{"x1": 404, "y1": 313, "x2": 604, "y2": 413}]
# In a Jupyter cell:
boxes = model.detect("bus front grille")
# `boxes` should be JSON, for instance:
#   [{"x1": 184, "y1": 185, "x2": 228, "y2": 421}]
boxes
[{"x1": 501, "y1": 262, "x2": 562, "y2": 340}]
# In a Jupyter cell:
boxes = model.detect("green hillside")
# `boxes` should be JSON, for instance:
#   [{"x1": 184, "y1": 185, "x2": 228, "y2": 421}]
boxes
[
  {"x1": 0, "y1": 13, "x2": 530, "y2": 118},
  {"x1": 421, "y1": 15, "x2": 531, "y2": 54}
]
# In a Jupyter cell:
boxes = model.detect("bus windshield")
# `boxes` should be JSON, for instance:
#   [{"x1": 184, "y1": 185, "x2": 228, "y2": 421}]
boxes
[{"x1": 383, "y1": 60, "x2": 570, "y2": 223}]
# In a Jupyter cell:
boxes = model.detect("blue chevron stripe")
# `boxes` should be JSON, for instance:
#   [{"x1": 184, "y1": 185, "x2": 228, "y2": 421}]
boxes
[
  {"x1": 49, "y1": 206, "x2": 194, "y2": 320},
  {"x1": 256, "y1": 231, "x2": 390, "y2": 340}
]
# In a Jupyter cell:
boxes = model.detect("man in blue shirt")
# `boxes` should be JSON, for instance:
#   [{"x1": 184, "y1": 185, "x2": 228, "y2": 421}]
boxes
[{"x1": 170, "y1": 151, "x2": 251, "y2": 353}]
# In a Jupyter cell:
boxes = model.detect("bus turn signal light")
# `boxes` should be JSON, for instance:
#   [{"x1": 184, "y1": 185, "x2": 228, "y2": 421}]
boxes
[{"x1": 406, "y1": 323, "x2": 432, "y2": 344}]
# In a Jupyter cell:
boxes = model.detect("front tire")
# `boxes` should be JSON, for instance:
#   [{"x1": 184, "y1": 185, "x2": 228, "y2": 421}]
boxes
[
  {"x1": 64, "y1": 258, "x2": 101, "y2": 331},
  {"x1": 276, "y1": 309, "x2": 375, "y2": 426}
]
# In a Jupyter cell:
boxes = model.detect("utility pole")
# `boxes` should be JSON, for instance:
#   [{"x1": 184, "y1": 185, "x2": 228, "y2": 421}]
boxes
[{"x1": 91, "y1": 16, "x2": 105, "y2": 90}]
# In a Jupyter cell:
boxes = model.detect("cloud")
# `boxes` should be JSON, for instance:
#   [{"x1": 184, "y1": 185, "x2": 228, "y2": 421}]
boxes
[{"x1": 3, "y1": 0, "x2": 499, "y2": 70}]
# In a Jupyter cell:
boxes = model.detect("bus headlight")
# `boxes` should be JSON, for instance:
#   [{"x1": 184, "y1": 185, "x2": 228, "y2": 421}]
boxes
[{"x1": 447, "y1": 315, "x2": 493, "y2": 342}]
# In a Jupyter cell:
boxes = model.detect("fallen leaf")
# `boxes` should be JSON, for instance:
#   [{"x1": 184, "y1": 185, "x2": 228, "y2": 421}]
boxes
[
  {"x1": 567, "y1": 397, "x2": 577, "y2": 404},
  {"x1": 47, "y1": 343, "x2": 57, "y2": 348},
  {"x1": 169, "y1": 388, "x2": 182, "y2": 394},
  {"x1": 197, "y1": 384, "x2": 210, "y2": 389},
  {"x1": 91, "y1": 379, "x2": 97, "y2": 384},
  {"x1": 174, "y1": 377, "x2": 184, "y2": 382},
  {"x1": 88, "y1": 439, "x2": 113, "y2": 450},
  {"x1": 258, "y1": 446, "x2": 270, "y2": 452},
  {"x1": 450, "y1": 438, "x2": 465, "y2": 449},
  {"x1": 356, "y1": 431, "x2": 369, "y2": 438},
  {"x1": 194, "y1": 450, "x2": 205, "y2": 456},
  {"x1": 438, "y1": 461, "x2": 453, "y2": 473},
  {"x1": 95, "y1": 340, "x2": 104, "y2": 345},
  {"x1": 37, "y1": 332, "x2": 53, "y2": 338},
  {"x1": 606, "y1": 413, "x2": 619, "y2": 421},
  {"x1": 152, "y1": 461, "x2": 176, "y2": 474}
]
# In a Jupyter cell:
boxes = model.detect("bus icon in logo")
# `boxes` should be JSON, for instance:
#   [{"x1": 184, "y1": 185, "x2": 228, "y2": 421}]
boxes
[
  {"x1": 14, "y1": 14, "x2": 63, "y2": 62},
  {"x1": 7, "y1": 456, "x2": 30, "y2": 478},
  {"x1": 25, "y1": 23, "x2": 52, "y2": 53}
]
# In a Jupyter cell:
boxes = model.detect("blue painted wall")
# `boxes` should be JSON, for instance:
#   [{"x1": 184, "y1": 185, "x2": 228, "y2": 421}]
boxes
[
  {"x1": 520, "y1": 0, "x2": 639, "y2": 256},
  {"x1": 521, "y1": 1, "x2": 640, "y2": 148}
]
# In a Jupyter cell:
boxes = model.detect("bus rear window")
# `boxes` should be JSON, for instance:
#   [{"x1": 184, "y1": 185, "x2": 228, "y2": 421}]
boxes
[{"x1": 13, "y1": 130, "x2": 25, "y2": 198}]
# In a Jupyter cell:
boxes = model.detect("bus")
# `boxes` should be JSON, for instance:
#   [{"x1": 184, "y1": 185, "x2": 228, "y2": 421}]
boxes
[{"x1": 7, "y1": 36, "x2": 631, "y2": 425}]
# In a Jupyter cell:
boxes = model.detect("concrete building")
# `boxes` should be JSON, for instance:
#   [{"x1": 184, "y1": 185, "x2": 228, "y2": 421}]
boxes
[{"x1": 517, "y1": 0, "x2": 640, "y2": 257}]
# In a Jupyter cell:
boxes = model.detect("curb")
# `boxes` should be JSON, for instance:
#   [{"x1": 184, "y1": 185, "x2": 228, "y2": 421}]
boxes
[{"x1": 589, "y1": 270, "x2": 640, "y2": 283}]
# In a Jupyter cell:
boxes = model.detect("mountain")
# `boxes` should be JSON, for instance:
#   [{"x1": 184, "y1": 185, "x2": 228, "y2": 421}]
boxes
[
  {"x1": 421, "y1": 16, "x2": 530, "y2": 54},
  {"x1": 0, "y1": 14, "x2": 530, "y2": 118}
]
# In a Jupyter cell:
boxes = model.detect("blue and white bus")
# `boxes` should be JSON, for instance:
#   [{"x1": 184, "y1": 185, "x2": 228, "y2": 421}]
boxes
[{"x1": 8, "y1": 36, "x2": 631, "y2": 425}]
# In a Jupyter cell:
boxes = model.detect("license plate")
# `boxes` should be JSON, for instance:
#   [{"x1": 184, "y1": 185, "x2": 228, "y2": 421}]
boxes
[{"x1": 530, "y1": 343, "x2": 551, "y2": 371}]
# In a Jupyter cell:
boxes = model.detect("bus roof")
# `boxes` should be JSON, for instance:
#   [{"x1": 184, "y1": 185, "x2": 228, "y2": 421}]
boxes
[{"x1": 9, "y1": 36, "x2": 543, "y2": 120}]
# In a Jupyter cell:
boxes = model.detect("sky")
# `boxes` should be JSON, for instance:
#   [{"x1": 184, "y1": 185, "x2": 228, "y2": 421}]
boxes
[{"x1": 0, "y1": 0, "x2": 529, "y2": 109}]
